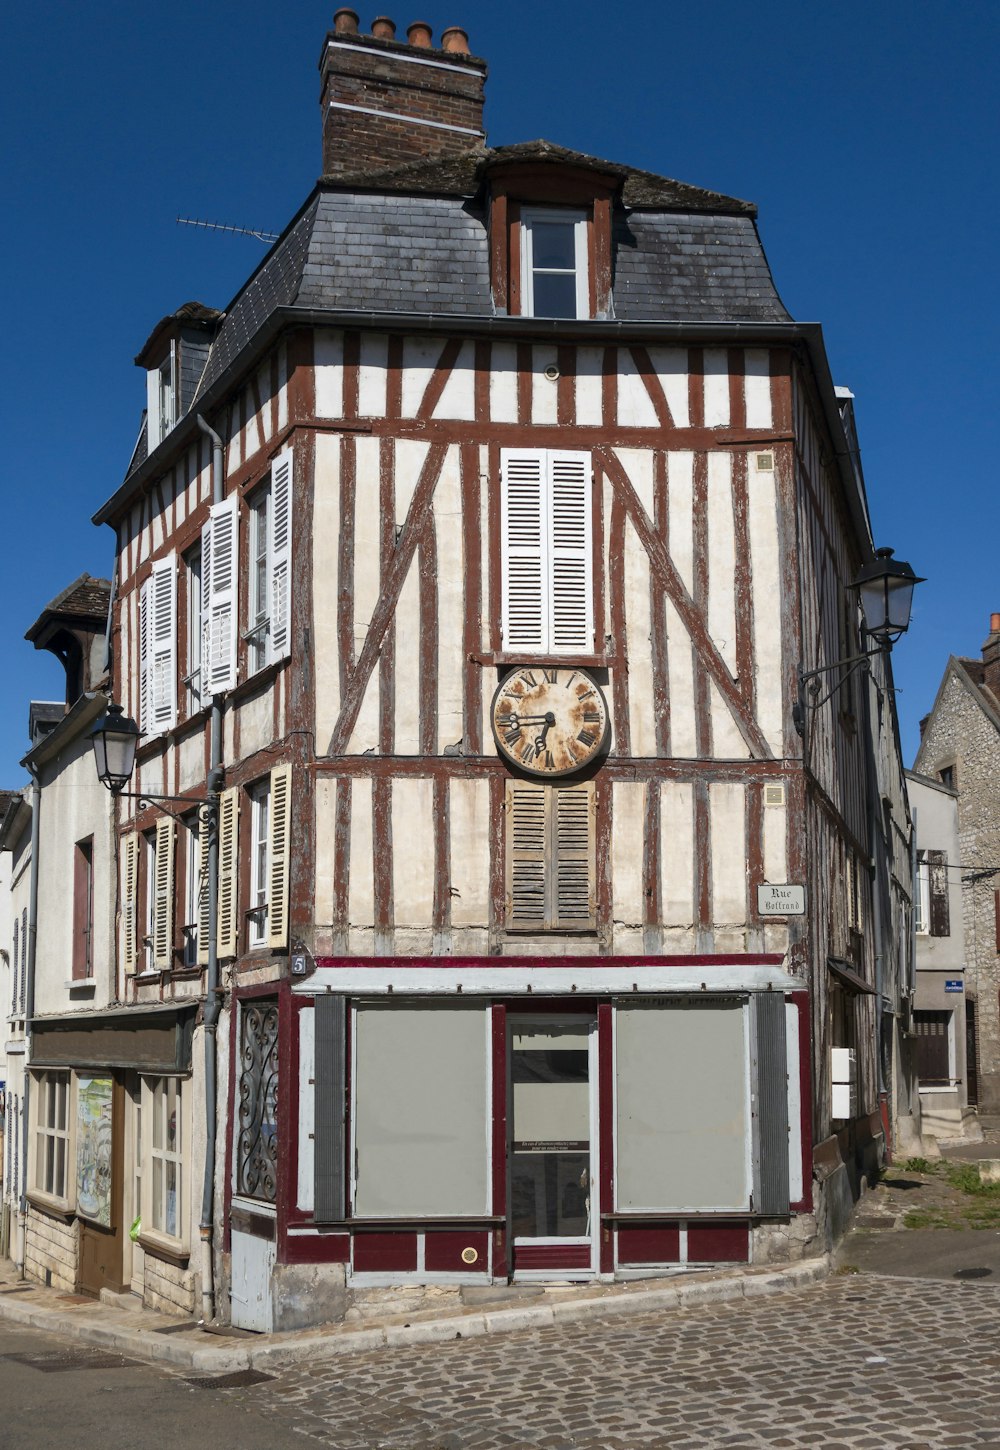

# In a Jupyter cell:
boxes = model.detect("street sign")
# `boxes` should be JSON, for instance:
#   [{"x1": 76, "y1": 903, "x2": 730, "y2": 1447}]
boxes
[
  {"x1": 945, "y1": 979, "x2": 964, "y2": 993},
  {"x1": 756, "y1": 883, "x2": 806, "y2": 916}
]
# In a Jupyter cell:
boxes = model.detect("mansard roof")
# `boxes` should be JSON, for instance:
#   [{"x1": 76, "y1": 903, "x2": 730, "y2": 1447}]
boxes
[{"x1": 104, "y1": 139, "x2": 793, "y2": 511}]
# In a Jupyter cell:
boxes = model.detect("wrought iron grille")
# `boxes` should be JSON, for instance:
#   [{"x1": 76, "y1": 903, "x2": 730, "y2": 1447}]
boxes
[{"x1": 237, "y1": 1002, "x2": 279, "y2": 1201}]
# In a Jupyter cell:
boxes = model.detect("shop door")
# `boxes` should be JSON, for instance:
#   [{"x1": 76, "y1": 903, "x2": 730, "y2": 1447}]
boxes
[
  {"x1": 78, "y1": 1075, "x2": 125, "y2": 1297},
  {"x1": 508, "y1": 1017, "x2": 597, "y2": 1277}
]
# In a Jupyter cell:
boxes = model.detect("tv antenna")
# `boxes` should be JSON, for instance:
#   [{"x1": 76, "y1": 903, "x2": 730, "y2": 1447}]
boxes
[{"x1": 176, "y1": 216, "x2": 279, "y2": 245}]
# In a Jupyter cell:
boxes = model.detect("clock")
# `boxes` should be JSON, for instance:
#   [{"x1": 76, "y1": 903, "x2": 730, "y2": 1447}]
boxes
[{"x1": 491, "y1": 666, "x2": 609, "y2": 777}]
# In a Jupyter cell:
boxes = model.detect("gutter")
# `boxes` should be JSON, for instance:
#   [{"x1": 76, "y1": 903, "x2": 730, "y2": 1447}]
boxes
[
  {"x1": 18, "y1": 763, "x2": 41, "y2": 1277},
  {"x1": 93, "y1": 311, "x2": 873, "y2": 556}
]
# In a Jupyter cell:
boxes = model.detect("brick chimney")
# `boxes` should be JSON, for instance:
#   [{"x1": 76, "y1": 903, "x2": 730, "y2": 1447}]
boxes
[
  {"x1": 982, "y1": 612, "x2": 1000, "y2": 699},
  {"x1": 319, "y1": 12, "x2": 487, "y2": 177}
]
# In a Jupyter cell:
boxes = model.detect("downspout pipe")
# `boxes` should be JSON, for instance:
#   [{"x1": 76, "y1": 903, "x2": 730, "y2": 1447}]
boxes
[
  {"x1": 18, "y1": 764, "x2": 42, "y2": 1277},
  {"x1": 197, "y1": 414, "x2": 224, "y2": 1322}
]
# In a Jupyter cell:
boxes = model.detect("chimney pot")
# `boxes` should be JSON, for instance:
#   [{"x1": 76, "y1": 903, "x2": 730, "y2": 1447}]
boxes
[
  {"x1": 440, "y1": 26, "x2": 470, "y2": 53},
  {"x1": 333, "y1": 8, "x2": 360, "y2": 33},
  {"x1": 991, "y1": 613, "x2": 1000, "y2": 634},
  {"x1": 406, "y1": 20, "x2": 433, "y2": 46},
  {"x1": 371, "y1": 16, "x2": 397, "y2": 38}
]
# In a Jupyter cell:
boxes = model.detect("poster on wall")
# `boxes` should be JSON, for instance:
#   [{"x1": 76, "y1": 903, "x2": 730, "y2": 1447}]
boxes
[{"x1": 76, "y1": 1077, "x2": 113, "y2": 1226}]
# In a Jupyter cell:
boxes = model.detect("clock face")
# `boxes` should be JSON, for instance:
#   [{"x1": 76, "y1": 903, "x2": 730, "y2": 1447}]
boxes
[{"x1": 491, "y1": 667, "x2": 609, "y2": 777}]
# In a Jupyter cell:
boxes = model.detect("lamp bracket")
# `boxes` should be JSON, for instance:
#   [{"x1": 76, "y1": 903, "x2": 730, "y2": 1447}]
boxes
[{"x1": 115, "y1": 790, "x2": 217, "y2": 830}]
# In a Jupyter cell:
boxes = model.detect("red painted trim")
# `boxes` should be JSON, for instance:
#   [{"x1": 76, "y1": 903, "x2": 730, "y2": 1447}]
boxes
[
  {"x1": 425, "y1": 1230, "x2": 490, "y2": 1273},
  {"x1": 513, "y1": 1243, "x2": 591, "y2": 1271},
  {"x1": 598, "y1": 1002, "x2": 614, "y2": 1274},
  {"x1": 491, "y1": 1004, "x2": 508, "y2": 1276},
  {"x1": 314, "y1": 954, "x2": 786, "y2": 970},
  {"x1": 618, "y1": 1225, "x2": 680, "y2": 1265},
  {"x1": 275, "y1": 984, "x2": 293, "y2": 1249},
  {"x1": 790, "y1": 990, "x2": 813, "y2": 1212},
  {"x1": 283, "y1": 1232, "x2": 350, "y2": 1265},
  {"x1": 353, "y1": 1232, "x2": 418, "y2": 1274},
  {"x1": 687, "y1": 1222, "x2": 749, "y2": 1264}
]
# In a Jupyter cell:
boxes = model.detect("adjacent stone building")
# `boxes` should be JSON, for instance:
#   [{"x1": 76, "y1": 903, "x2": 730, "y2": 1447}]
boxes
[{"x1": 914, "y1": 615, "x2": 1000, "y2": 1112}]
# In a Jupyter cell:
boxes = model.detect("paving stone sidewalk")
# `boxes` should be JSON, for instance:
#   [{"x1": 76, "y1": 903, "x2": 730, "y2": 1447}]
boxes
[{"x1": 204, "y1": 1273, "x2": 1000, "y2": 1450}]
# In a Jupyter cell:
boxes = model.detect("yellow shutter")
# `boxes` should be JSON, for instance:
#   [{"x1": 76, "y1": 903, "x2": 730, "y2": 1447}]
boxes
[
  {"x1": 196, "y1": 821, "x2": 211, "y2": 967},
  {"x1": 152, "y1": 816, "x2": 175, "y2": 969},
  {"x1": 217, "y1": 786, "x2": 240, "y2": 958},
  {"x1": 505, "y1": 781, "x2": 595, "y2": 931},
  {"x1": 267, "y1": 764, "x2": 292, "y2": 949},
  {"x1": 122, "y1": 832, "x2": 139, "y2": 973}
]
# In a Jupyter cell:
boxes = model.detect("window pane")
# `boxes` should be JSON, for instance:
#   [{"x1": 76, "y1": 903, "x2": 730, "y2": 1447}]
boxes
[
  {"x1": 55, "y1": 1138, "x2": 65, "y2": 1197},
  {"x1": 166, "y1": 1080, "x2": 178, "y2": 1151},
  {"x1": 165, "y1": 1161, "x2": 178, "y2": 1239},
  {"x1": 153, "y1": 1158, "x2": 163, "y2": 1231},
  {"x1": 532, "y1": 272, "x2": 577, "y2": 319},
  {"x1": 56, "y1": 1079, "x2": 67, "y2": 1132},
  {"x1": 532, "y1": 221, "x2": 576, "y2": 270},
  {"x1": 512, "y1": 1152, "x2": 590, "y2": 1237},
  {"x1": 152, "y1": 1082, "x2": 163, "y2": 1151}
]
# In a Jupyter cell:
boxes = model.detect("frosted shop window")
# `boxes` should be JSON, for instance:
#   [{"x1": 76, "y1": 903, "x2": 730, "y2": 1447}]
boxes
[
  {"x1": 615, "y1": 1002, "x2": 755, "y2": 1214},
  {"x1": 351, "y1": 1003, "x2": 489, "y2": 1218},
  {"x1": 520, "y1": 208, "x2": 589, "y2": 319}
]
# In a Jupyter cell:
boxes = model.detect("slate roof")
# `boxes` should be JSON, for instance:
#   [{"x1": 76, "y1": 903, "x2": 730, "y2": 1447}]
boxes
[
  {"x1": 122, "y1": 140, "x2": 791, "y2": 486},
  {"x1": 24, "y1": 575, "x2": 112, "y2": 643}
]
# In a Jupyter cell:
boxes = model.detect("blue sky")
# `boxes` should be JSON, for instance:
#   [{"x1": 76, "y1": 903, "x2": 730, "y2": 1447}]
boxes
[{"x1": 2, "y1": 0, "x2": 997, "y2": 782}]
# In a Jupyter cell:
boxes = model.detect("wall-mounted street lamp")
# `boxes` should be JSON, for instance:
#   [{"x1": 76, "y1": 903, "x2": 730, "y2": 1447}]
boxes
[
  {"x1": 793, "y1": 548, "x2": 924, "y2": 739},
  {"x1": 89, "y1": 702, "x2": 220, "y2": 827}
]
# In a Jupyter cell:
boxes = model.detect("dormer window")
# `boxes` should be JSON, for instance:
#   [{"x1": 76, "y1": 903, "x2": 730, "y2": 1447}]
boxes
[
  {"x1": 486, "y1": 159, "x2": 618, "y2": 322},
  {"x1": 147, "y1": 343, "x2": 177, "y2": 446},
  {"x1": 520, "y1": 208, "x2": 589, "y2": 319}
]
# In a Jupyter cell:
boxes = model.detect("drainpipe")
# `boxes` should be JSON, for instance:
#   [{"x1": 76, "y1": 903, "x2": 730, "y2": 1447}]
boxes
[
  {"x1": 197, "y1": 414, "x2": 224, "y2": 1322},
  {"x1": 18, "y1": 764, "x2": 42, "y2": 1277}
]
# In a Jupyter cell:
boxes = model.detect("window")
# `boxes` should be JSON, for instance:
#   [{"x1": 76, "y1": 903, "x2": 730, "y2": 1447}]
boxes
[
  {"x1": 142, "y1": 1076, "x2": 186, "y2": 1246},
  {"x1": 182, "y1": 816, "x2": 200, "y2": 968},
  {"x1": 72, "y1": 837, "x2": 94, "y2": 980},
  {"x1": 184, "y1": 546, "x2": 203, "y2": 713},
  {"x1": 914, "y1": 852, "x2": 929, "y2": 935},
  {"x1": 11, "y1": 914, "x2": 18, "y2": 1016},
  {"x1": 31, "y1": 1071, "x2": 72, "y2": 1206},
  {"x1": 939, "y1": 764, "x2": 956, "y2": 790},
  {"x1": 248, "y1": 779, "x2": 270, "y2": 947},
  {"x1": 201, "y1": 496, "x2": 238, "y2": 696},
  {"x1": 143, "y1": 831, "x2": 156, "y2": 972},
  {"x1": 520, "y1": 208, "x2": 589, "y2": 319},
  {"x1": 146, "y1": 344, "x2": 177, "y2": 447},
  {"x1": 122, "y1": 833, "x2": 139, "y2": 974},
  {"x1": 506, "y1": 780, "x2": 595, "y2": 932},
  {"x1": 235, "y1": 1001, "x2": 279, "y2": 1203},
  {"x1": 244, "y1": 448, "x2": 293, "y2": 677},
  {"x1": 138, "y1": 552, "x2": 177, "y2": 737},
  {"x1": 913, "y1": 1010, "x2": 955, "y2": 1090},
  {"x1": 501, "y1": 449, "x2": 593, "y2": 654}
]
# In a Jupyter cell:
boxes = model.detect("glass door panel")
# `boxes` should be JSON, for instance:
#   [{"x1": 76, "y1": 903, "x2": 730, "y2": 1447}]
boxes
[{"x1": 510, "y1": 1021, "x2": 594, "y2": 1249}]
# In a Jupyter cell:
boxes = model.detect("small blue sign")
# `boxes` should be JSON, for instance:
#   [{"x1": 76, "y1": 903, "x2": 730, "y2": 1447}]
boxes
[{"x1": 945, "y1": 979, "x2": 964, "y2": 993}]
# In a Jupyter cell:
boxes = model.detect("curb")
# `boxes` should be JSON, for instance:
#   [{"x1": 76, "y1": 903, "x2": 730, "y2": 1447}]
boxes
[{"x1": 0, "y1": 1255, "x2": 831, "y2": 1373}]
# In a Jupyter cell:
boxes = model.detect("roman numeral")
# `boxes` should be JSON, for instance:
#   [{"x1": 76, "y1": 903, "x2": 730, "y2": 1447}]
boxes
[
  {"x1": 504, "y1": 725, "x2": 521, "y2": 746},
  {"x1": 521, "y1": 671, "x2": 538, "y2": 687},
  {"x1": 577, "y1": 687, "x2": 596, "y2": 701},
  {"x1": 583, "y1": 708, "x2": 602, "y2": 723},
  {"x1": 543, "y1": 669, "x2": 558, "y2": 685},
  {"x1": 578, "y1": 729, "x2": 597, "y2": 747}
]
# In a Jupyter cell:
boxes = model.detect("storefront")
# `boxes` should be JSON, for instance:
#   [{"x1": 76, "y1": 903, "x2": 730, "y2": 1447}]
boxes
[{"x1": 230, "y1": 956, "x2": 811, "y2": 1320}]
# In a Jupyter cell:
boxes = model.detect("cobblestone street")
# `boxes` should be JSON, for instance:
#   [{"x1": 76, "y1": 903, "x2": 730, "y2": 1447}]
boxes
[{"x1": 202, "y1": 1273, "x2": 1000, "y2": 1449}]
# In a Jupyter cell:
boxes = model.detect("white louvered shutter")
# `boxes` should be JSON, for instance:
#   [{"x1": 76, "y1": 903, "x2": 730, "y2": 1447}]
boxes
[
  {"x1": 269, "y1": 449, "x2": 293, "y2": 661},
  {"x1": 501, "y1": 450, "x2": 547, "y2": 651},
  {"x1": 216, "y1": 786, "x2": 240, "y2": 958},
  {"x1": 553, "y1": 783, "x2": 595, "y2": 928},
  {"x1": 202, "y1": 496, "x2": 238, "y2": 695},
  {"x1": 267, "y1": 764, "x2": 292, "y2": 949},
  {"x1": 122, "y1": 832, "x2": 139, "y2": 974},
  {"x1": 148, "y1": 553, "x2": 177, "y2": 734},
  {"x1": 139, "y1": 578, "x2": 151, "y2": 735},
  {"x1": 547, "y1": 452, "x2": 593, "y2": 652},
  {"x1": 152, "y1": 816, "x2": 175, "y2": 969},
  {"x1": 506, "y1": 780, "x2": 547, "y2": 928},
  {"x1": 196, "y1": 822, "x2": 211, "y2": 967}
]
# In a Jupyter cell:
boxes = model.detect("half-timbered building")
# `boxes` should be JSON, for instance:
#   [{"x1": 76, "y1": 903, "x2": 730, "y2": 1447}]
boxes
[{"x1": 53, "y1": 13, "x2": 912, "y2": 1326}]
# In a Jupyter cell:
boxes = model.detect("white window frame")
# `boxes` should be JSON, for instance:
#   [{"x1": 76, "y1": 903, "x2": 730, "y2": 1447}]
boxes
[
  {"x1": 914, "y1": 1009, "x2": 957, "y2": 1095},
  {"x1": 29, "y1": 1070, "x2": 74, "y2": 1211},
  {"x1": 247, "y1": 487, "x2": 270, "y2": 674},
  {"x1": 140, "y1": 1075, "x2": 188, "y2": 1250},
  {"x1": 146, "y1": 341, "x2": 177, "y2": 447},
  {"x1": 248, "y1": 779, "x2": 270, "y2": 947},
  {"x1": 183, "y1": 815, "x2": 200, "y2": 968},
  {"x1": 185, "y1": 545, "x2": 203, "y2": 713},
  {"x1": 520, "y1": 207, "x2": 590, "y2": 320},
  {"x1": 143, "y1": 831, "x2": 156, "y2": 973},
  {"x1": 500, "y1": 448, "x2": 594, "y2": 654},
  {"x1": 914, "y1": 852, "x2": 929, "y2": 935}
]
